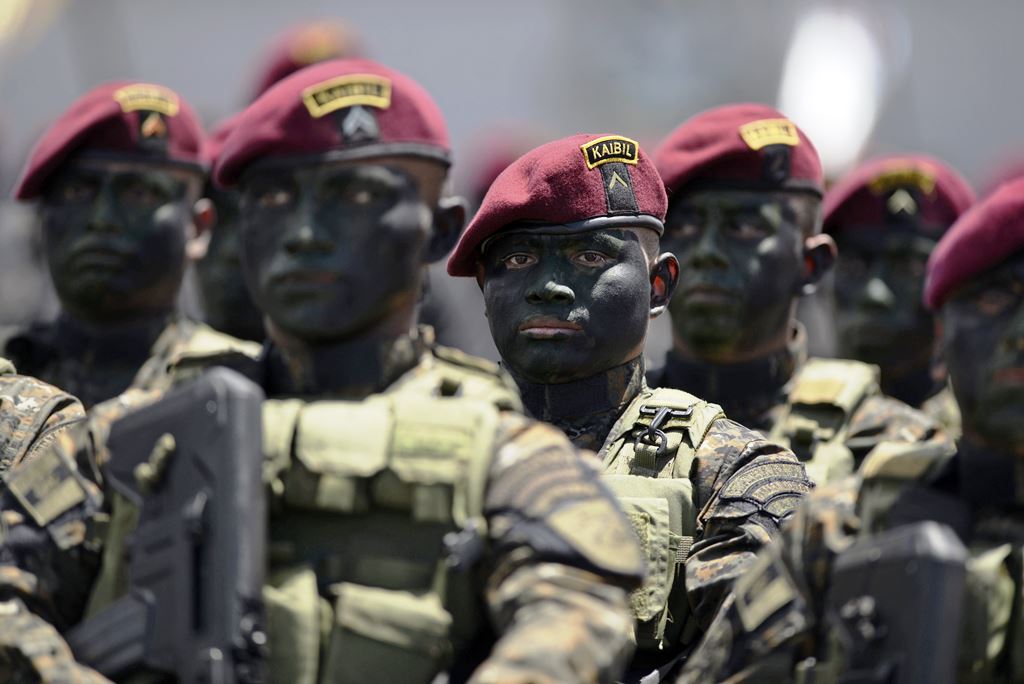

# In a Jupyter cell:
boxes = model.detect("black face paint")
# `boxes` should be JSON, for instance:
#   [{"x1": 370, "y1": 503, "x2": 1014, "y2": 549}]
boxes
[
  {"x1": 661, "y1": 189, "x2": 808, "y2": 361},
  {"x1": 480, "y1": 228, "x2": 653, "y2": 384},
  {"x1": 833, "y1": 229, "x2": 939, "y2": 379},
  {"x1": 40, "y1": 156, "x2": 197, "y2": 323},
  {"x1": 942, "y1": 251, "x2": 1024, "y2": 451},
  {"x1": 238, "y1": 159, "x2": 432, "y2": 344},
  {"x1": 196, "y1": 185, "x2": 265, "y2": 342}
]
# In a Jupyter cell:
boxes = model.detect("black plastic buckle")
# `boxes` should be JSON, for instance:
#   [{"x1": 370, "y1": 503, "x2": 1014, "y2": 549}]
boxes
[{"x1": 633, "y1": 406, "x2": 693, "y2": 460}]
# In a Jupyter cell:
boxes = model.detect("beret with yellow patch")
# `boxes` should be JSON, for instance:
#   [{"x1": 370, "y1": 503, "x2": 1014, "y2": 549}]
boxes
[
  {"x1": 925, "y1": 176, "x2": 1024, "y2": 310},
  {"x1": 250, "y1": 21, "x2": 364, "y2": 101},
  {"x1": 447, "y1": 133, "x2": 667, "y2": 277},
  {"x1": 14, "y1": 81, "x2": 204, "y2": 200},
  {"x1": 654, "y1": 102, "x2": 823, "y2": 197},
  {"x1": 824, "y1": 154, "x2": 975, "y2": 236},
  {"x1": 214, "y1": 58, "x2": 449, "y2": 188}
]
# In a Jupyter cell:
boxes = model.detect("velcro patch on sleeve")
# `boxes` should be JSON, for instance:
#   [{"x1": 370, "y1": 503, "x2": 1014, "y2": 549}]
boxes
[
  {"x1": 738, "y1": 118, "x2": 800, "y2": 151},
  {"x1": 112, "y1": 84, "x2": 180, "y2": 116},
  {"x1": 580, "y1": 135, "x2": 639, "y2": 169},
  {"x1": 546, "y1": 498, "x2": 646, "y2": 579},
  {"x1": 721, "y1": 459, "x2": 811, "y2": 507},
  {"x1": 301, "y1": 74, "x2": 392, "y2": 118},
  {"x1": 4, "y1": 449, "x2": 86, "y2": 527}
]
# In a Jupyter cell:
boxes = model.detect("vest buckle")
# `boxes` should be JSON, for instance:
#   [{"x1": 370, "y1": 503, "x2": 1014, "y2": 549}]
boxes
[{"x1": 633, "y1": 405, "x2": 693, "y2": 459}]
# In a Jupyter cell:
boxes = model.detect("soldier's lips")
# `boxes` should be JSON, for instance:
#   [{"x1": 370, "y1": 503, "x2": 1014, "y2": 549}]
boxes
[
  {"x1": 680, "y1": 285, "x2": 737, "y2": 306},
  {"x1": 272, "y1": 270, "x2": 341, "y2": 286},
  {"x1": 67, "y1": 246, "x2": 129, "y2": 270},
  {"x1": 518, "y1": 317, "x2": 583, "y2": 339},
  {"x1": 993, "y1": 367, "x2": 1024, "y2": 385}
]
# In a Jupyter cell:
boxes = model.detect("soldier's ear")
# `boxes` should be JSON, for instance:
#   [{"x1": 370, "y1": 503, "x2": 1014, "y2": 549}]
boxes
[
  {"x1": 799, "y1": 234, "x2": 836, "y2": 295},
  {"x1": 186, "y1": 197, "x2": 215, "y2": 261},
  {"x1": 650, "y1": 252, "x2": 680, "y2": 318},
  {"x1": 425, "y1": 195, "x2": 467, "y2": 264}
]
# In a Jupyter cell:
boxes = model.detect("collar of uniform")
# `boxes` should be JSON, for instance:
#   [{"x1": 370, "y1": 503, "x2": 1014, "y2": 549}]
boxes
[
  {"x1": 510, "y1": 356, "x2": 646, "y2": 450},
  {"x1": 52, "y1": 310, "x2": 178, "y2": 364},
  {"x1": 655, "y1": 324, "x2": 806, "y2": 431}
]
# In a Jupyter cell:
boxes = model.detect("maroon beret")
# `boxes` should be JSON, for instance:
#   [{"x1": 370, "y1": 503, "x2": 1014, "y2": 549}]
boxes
[
  {"x1": 654, "y1": 103, "x2": 823, "y2": 197},
  {"x1": 201, "y1": 113, "x2": 241, "y2": 168},
  {"x1": 925, "y1": 176, "x2": 1024, "y2": 310},
  {"x1": 824, "y1": 155, "x2": 974, "y2": 235},
  {"x1": 250, "y1": 21, "x2": 364, "y2": 101},
  {"x1": 447, "y1": 133, "x2": 666, "y2": 277},
  {"x1": 14, "y1": 81, "x2": 204, "y2": 200},
  {"x1": 214, "y1": 58, "x2": 449, "y2": 188}
]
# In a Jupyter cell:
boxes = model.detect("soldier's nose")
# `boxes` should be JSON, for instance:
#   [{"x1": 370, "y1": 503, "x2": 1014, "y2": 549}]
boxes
[
  {"x1": 526, "y1": 280, "x2": 575, "y2": 305},
  {"x1": 863, "y1": 276, "x2": 895, "y2": 309}
]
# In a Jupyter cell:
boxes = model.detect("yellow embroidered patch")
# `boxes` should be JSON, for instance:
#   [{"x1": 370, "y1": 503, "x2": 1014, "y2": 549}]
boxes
[
  {"x1": 112, "y1": 84, "x2": 180, "y2": 116},
  {"x1": 580, "y1": 135, "x2": 639, "y2": 170},
  {"x1": 868, "y1": 164, "x2": 937, "y2": 196},
  {"x1": 301, "y1": 74, "x2": 392, "y2": 118},
  {"x1": 739, "y1": 118, "x2": 800, "y2": 150}
]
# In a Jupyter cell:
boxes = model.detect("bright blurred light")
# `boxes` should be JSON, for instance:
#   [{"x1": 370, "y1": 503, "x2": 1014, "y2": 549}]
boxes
[
  {"x1": 778, "y1": 8, "x2": 885, "y2": 177},
  {"x1": 0, "y1": 0, "x2": 31, "y2": 43}
]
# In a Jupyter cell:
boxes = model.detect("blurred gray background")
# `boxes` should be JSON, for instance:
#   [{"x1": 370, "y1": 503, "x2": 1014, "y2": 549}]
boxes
[{"x1": 0, "y1": 0, "x2": 1018, "y2": 360}]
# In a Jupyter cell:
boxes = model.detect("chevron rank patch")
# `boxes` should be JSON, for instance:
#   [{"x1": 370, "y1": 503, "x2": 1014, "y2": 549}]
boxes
[
  {"x1": 739, "y1": 118, "x2": 800, "y2": 151},
  {"x1": 301, "y1": 74, "x2": 392, "y2": 118},
  {"x1": 4, "y1": 448, "x2": 86, "y2": 527},
  {"x1": 112, "y1": 84, "x2": 180, "y2": 116},
  {"x1": 581, "y1": 135, "x2": 639, "y2": 170}
]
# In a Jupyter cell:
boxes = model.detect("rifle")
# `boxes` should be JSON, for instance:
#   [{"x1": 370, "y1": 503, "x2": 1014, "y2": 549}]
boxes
[{"x1": 66, "y1": 367, "x2": 267, "y2": 683}]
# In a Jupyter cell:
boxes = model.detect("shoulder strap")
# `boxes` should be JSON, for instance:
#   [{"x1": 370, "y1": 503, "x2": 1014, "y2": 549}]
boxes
[
  {"x1": 388, "y1": 344, "x2": 523, "y2": 413},
  {"x1": 602, "y1": 386, "x2": 724, "y2": 477},
  {"x1": 132, "y1": 322, "x2": 262, "y2": 392}
]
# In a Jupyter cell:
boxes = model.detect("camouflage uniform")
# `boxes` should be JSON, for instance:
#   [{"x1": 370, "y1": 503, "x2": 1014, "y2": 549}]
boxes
[
  {"x1": 0, "y1": 329, "x2": 644, "y2": 683},
  {"x1": 0, "y1": 357, "x2": 84, "y2": 475},
  {"x1": 649, "y1": 326, "x2": 948, "y2": 484},
  {"x1": 678, "y1": 440, "x2": 1024, "y2": 683},
  {"x1": 921, "y1": 383, "x2": 962, "y2": 439},
  {"x1": 5, "y1": 316, "x2": 259, "y2": 410}
]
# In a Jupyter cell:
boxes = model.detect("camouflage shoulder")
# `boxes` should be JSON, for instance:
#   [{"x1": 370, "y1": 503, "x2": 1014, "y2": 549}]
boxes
[
  {"x1": 135, "y1": 323, "x2": 263, "y2": 391},
  {"x1": 0, "y1": 371, "x2": 86, "y2": 473},
  {"x1": 425, "y1": 344, "x2": 523, "y2": 412},
  {"x1": 847, "y1": 393, "x2": 948, "y2": 454},
  {"x1": 920, "y1": 385, "x2": 962, "y2": 440}
]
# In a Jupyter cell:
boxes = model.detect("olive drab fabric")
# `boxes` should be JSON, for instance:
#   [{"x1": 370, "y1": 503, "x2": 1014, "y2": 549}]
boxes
[
  {"x1": 767, "y1": 358, "x2": 879, "y2": 484},
  {"x1": 599, "y1": 387, "x2": 722, "y2": 650}
]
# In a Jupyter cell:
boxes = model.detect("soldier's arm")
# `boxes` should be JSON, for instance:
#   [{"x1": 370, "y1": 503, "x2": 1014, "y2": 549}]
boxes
[
  {"x1": 0, "y1": 373, "x2": 86, "y2": 473},
  {"x1": 678, "y1": 481, "x2": 859, "y2": 683},
  {"x1": 0, "y1": 423, "x2": 112, "y2": 683},
  {"x1": 846, "y1": 395, "x2": 950, "y2": 463},
  {"x1": 685, "y1": 419, "x2": 812, "y2": 630},
  {"x1": 471, "y1": 414, "x2": 644, "y2": 684}
]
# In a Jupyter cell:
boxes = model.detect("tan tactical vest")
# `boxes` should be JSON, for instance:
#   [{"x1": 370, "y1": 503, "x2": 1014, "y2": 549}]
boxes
[
  {"x1": 852, "y1": 443, "x2": 1024, "y2": 682},
  {"x1": 84, "y1": 346, "x2": 521, "y2": 684},
  {"x1": 769, "y1": 358, "x2": 880, "y2": 485},
  {"x1": 599, "y1": 387, "x2": 724, "y2": 651}
]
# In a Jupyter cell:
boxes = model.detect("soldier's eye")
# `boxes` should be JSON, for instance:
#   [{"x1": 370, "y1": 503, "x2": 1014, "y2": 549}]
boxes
[
  {"x1": 503, "y1": 253, "x2": 536, "y2": 269},
  {"x1": 121, "y1": 181, "x2": 166, "y2": 207},
  {"x1": 728, "y1": 219, "x2": 769, "y2": 240},
  {"x1": 667, "y1": 219, "x2": 701, "y2": 241},
  {"x1": 574, "y1": 251, "x2": 610, "y2": 267},
  {"x1": 56, "y1": 180, "x2": 95, "y2": 203},
  {"x1": 975, "y1": 288, "x2": 1017, "y2": 317},
  {"x1": 257, "y1": 189, "x2": 292, "y2": 209}
]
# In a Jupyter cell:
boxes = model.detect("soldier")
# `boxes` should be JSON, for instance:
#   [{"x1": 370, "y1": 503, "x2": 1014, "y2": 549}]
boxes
[
  {"x1": 249, "y1": 20, "x2": 364, "y2": 101},
  {"x1": 4, "y1": 82, "x2": 259, "y2": 408},
  {"x1": 648, "y1": 104, "x2": 947, "y2": 484},
  {"x1": 193, "y1": 115, "x2": 265, "y2": 342},
  {"x1": 447, "y1": 134, "x2": 812, "y2": 680},
  {"x1": 824, "y1": 155, "x2": 974, "y2": 434},
  {"x1": 0, "y1": 59, "x2": 644, "y2": 683},
  {"x1": 678, "y1": 164, "x2": 1024, "y2": 684}
]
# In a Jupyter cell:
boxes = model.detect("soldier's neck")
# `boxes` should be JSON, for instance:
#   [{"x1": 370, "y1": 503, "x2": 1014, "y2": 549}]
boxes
[
  {"x1": 878, "y1": 351, "x2": 941, "y2": 408},
  {"x1": 512, "y1": 356, "x2": 646, "y2": 451},
  {"x1": 957, "y1": 436, "x2": 1024, "y2": 509},
  {"x1": 55, "y1": 309, "x2": 173, "y2": 363},
  {"x1": 266, "y1": 318, "x2": 424, "y2": 399},
  {"x1": 662, "y1": 325, "x2": 804, "y2": 430}
]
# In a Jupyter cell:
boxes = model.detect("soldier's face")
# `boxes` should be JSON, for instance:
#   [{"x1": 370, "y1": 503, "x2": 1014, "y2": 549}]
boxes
[
  {"x1": 833, "y1": 228, "x2": 939, "y2": 371},
  {"x1": 238, "y1": 157, "x2": 444, "y2": 343},
  {"x1": 40, "y1": 156, "x2": 198, "y2": 322},
  {"x1": 661, "y1": 190, "x2": 814, "y2": 362},
  {"x1": 480, "y1": 227, "x2": 674, "y2": 383},
  {"x1": 941, "y1": 251, "x2": 1024, "y2": 450},
  {"x1": 195, "y1": 186, "x2": 265, "y2": 342}
]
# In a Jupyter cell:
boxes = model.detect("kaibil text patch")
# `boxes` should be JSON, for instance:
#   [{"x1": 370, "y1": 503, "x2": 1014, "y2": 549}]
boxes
[
  {"x1": 581, "y1": 135, "x2": 639, "y2": 170},
  {"x1": 112, "y1": 84, "x2": 180, "y2": 116},
  {"x1": 868, "y1": 164, "x2": 937, "y2": 196},
  {"x1": 739, "y1": 118, "x2": 800, "y2": 151},
  {"x1": 302, "y1": 74, "x2": 392, "y2": 118}
]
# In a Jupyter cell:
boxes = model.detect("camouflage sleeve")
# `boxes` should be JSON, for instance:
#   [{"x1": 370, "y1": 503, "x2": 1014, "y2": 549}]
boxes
[
  {"x1": 472, "y1": 413, "x2": 643, "y2": 684},
  {"x1": 678, "y1": 480, "x2": 860, "y2": 683},
  {"x1": 846, "y1": 395, "x2": 951, "y2": 463},
  {"x1": 0, "y1": 373, "x2": 86, "y2": 473},
  {"x1": 0, "y1": 422, "x2": 111, "y2": 682},
  {"x1": 685, "y1": 419, "x2": 813, "y2": 630}
]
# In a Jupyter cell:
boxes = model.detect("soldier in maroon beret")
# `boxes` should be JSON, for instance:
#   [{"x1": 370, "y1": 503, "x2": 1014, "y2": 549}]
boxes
[
  {"x1": 249, "y1": 20, "x2": 364, "y2": 101},
  {"x1": 650, "y1": 104, "x2": 948, "y2": 484},
  {"x1": 0, "y1": 59, "x2": 648, "y2": 683},
  {"x1": 4, "y1": 82, "x2": 257, "y2": 408},
  {"x1": 824, "y1": 154, "x2": 975, "y2": 430},
  {"x1": 449, "y1": 133, "x2": 812, "y2": 679},
  {"x1": 678, "y1": 166, "x2": 1024, "y2": 684}
]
